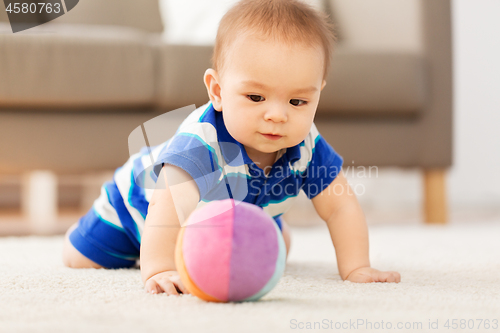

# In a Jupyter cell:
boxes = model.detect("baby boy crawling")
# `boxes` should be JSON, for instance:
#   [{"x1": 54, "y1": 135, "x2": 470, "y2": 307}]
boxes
[{"x1": 62, "y1": 0, "x2": 401, "y2": 295}]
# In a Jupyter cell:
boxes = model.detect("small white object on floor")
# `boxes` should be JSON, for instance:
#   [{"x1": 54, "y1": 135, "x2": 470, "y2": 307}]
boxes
[{"x1": 21, "y1": 170, "x2": 58, "y2": 234}]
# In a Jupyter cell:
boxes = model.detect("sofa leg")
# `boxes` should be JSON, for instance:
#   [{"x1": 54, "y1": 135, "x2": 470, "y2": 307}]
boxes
[
  {"x1": 21, "y1": 170, "x2": 58, "y2": 234},
  {"x1": 423, "y1": 168, "x2": 448, "y2": 224}
]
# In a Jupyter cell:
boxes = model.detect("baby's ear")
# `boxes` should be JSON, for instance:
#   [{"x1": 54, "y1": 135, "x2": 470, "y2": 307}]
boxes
[
  {"x1": 204, "y1": 69, "x2": 223, "y2": 111},
  {"x1": 320, "y1": 80, "x2": 327, "y2": 91}
]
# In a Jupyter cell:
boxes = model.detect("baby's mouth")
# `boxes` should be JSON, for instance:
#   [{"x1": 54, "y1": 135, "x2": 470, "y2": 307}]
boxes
[{"x1": 261, "y1": 133, "x2": 283, "y2": 141}]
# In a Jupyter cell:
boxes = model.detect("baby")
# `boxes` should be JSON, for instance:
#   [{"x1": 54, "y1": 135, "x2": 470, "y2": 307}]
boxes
[{"x1": 62, "y1": 0, "x2": 400, "y2": 295}]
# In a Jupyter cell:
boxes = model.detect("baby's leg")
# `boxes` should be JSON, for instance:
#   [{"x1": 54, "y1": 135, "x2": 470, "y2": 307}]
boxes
[
  {"x1": 63, "y1": 180, "x2": 140, "y2": 269},
  {"x1": 62, "y1": 222, "x2": 104, "y2": 269}
]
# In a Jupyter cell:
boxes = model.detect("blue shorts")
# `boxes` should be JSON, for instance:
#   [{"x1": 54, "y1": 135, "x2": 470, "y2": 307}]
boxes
[
  {"x1": 69, "y1": 181, "x2": 285, "y2": 269},
  {"x1": 69, "y1": 181, "x2": 141, "y2": 269}
]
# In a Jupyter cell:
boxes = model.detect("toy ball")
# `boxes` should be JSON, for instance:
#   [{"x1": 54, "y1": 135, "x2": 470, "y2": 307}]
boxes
[{"x1": 175, "y1": 199, "x2": 286, "y2": 302}]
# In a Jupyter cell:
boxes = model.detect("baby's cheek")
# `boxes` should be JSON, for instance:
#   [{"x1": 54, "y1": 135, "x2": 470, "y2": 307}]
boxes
[{"x1": 289, "y1": 125, "x2": 310, "y2": 145}]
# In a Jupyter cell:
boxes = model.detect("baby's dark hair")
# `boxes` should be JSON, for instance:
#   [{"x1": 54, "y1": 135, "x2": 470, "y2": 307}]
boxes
[{"x1": 213, "y1": 0, "x2": 337, "y2": 80}]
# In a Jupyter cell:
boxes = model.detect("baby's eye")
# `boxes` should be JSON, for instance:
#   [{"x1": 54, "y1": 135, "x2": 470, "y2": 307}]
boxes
[
  {"x1": 290, "y1": 99, "x2": 307, "y2": 106},
  {"x1": 247, "y1": 95, "x2": 264, "y2": 102}
]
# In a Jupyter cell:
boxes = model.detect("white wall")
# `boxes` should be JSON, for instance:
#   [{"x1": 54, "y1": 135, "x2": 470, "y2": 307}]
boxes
[{"x1": 449, "y1": 0, "x2": 500, "y2": 209}]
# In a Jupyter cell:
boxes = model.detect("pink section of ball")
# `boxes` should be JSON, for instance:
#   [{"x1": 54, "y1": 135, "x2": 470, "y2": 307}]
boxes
[
  {"x1": 181, "y1": 200, "x2": 235, "y2": 302},
  {"x1": 228, "y1": 201, "x2": 278, "y2": 300}
]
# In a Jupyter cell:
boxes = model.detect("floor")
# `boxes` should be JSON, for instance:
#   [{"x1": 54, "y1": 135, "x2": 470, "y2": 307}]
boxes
[
  {"x1": 0, "y1": 208, "x2": 80, "y2": 236},
  {"x1": 0, "y1": 219, "x2": 498, "y2": 333},
  {"x1": 1, "y1": 172, "x2": 499, "y2": 332}
]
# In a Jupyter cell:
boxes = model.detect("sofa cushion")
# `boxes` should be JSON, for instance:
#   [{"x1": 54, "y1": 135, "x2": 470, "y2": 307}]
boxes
[
  {"x1": 155, "y1": 44, "x2": 213, "y2": 110},
  {"x1": 154, "y1": 43, "x2": 425, "y2": 116},
  {"x1": 0, "y1": 110, "x2": 164, "y2": 173},
  {"x1": 328, "y1": 0, "x2": 422, "y2": 53},
  {"x1": 0, "y1": 22, "x2": 157, "y2": 109},
  {"x1": 318, "y1": 46, "x2": 426, "y2": 116}
]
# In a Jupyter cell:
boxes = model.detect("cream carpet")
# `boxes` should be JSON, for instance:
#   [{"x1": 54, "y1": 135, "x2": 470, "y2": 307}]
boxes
[{"x1": 0, "y1": 221, "x2": 499, "y2": 333}]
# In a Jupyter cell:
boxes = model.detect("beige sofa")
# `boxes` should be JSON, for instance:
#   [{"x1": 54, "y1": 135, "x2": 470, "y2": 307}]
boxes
[{"x1": 0, "y1": 0, "x2": 452, "y2": 226}]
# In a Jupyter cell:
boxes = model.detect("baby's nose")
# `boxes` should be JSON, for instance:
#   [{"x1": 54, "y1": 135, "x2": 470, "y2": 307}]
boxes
[{"x1": 264, "y1": 105, "x2": 288, "y2": 122}]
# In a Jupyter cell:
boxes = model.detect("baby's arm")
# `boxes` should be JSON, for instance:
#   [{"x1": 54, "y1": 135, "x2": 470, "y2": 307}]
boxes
[
  {"x1": 311, "y1": 170, "x2": 400, "y2": 283},
  {"x1": 140, "y1": 164, "x2": 200, "y2": 295}
]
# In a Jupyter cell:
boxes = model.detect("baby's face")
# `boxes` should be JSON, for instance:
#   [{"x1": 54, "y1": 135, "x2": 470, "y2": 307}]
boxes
[{"x1": 211, "y1": 33, "x2": 326, "y2": 165}]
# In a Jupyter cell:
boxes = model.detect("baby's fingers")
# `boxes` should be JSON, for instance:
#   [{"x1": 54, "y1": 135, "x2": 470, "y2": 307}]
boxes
[
  {"x1": 390, "y1": 271, "x2": 401, "y2": 283},
  {"x1": 170, "y1": 276, "x2": 190, "y2": 295},
  {"x1": 155, "y1": 278, "x2": 180, "y2": 296},
  {"x1": 144, "y1": 278, "x2": 160, "y2": 294},
  {"x1": 144, "y1": 278, "x2": 178, "y2": 295},
  {"x1": 379, "y1": 271, "x2": 401, "y2": 283}
]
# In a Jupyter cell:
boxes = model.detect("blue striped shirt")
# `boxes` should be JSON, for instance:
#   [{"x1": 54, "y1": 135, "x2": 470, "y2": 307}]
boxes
[{"x1": 94, "y1": 102, "x2": 344, "y2": 252}]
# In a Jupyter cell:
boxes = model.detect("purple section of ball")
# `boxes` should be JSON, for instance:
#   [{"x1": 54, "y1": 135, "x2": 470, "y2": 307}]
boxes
[{"x1": 228, "y1": 202, "x2": 278, "y2": 301}]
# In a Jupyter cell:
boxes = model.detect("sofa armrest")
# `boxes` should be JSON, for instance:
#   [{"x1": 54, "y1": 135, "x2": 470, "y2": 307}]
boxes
[{"x1": 419, "y1": 0, "x2": 453, "y2": 167}]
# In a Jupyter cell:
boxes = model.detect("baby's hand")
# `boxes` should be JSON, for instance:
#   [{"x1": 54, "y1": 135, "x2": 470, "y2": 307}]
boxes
[
  {"x1": 344, "y1": 267, "x2": 401, "y2": 283},
  {"x1": 144, "y1": 271, "x2": 190, "y2": 295}
]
